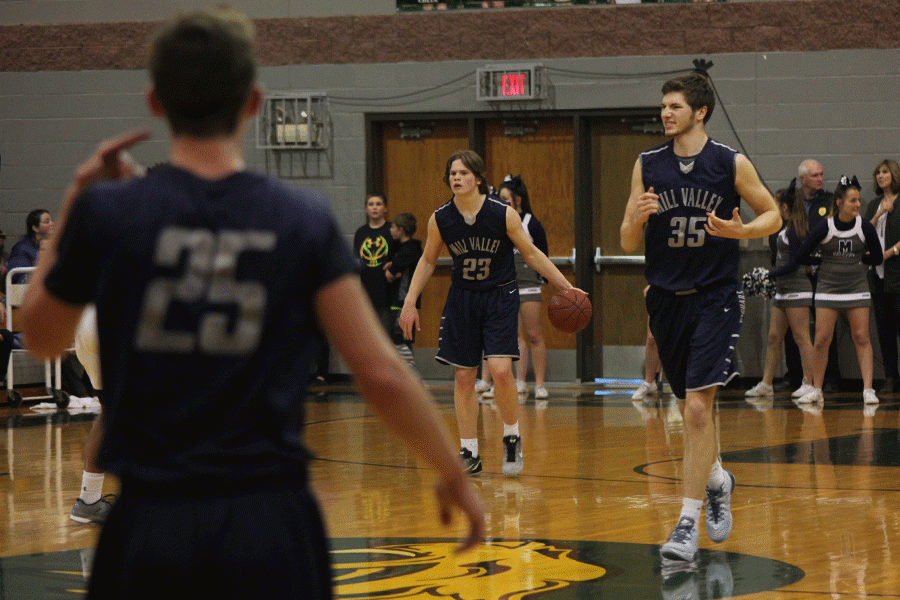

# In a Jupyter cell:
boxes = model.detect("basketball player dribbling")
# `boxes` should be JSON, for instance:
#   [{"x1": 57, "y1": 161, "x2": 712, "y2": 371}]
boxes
[{"x1": 400, "y1": 150, "x2": 582, "y2": 478}]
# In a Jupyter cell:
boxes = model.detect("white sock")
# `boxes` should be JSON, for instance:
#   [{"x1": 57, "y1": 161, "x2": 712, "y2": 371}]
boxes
[
  {"x1": 680, "y1": 497, "x2": 704, "y2": 524},
  {"x1": 503, "y1": 422, "x2": 519, "y2": 438},
  {"x1": 461, "y1": 438, "x2": 478, "y2": 457},
  {"x1": 707, "y1": 461, "x2": 726, "y2": 490},
  {"x1": 79, "y1": 471, "x2": 105, "y2": 504}
]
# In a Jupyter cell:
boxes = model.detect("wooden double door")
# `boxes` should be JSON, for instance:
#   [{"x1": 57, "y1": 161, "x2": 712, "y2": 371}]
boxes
[{"x1": 370, "y1": 114, "x2": 664, "y2": 380}]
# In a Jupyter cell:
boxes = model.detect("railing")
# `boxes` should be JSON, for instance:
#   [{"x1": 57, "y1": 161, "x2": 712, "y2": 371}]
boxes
[{"x1": 398, "y1": 0, "x2": 725, "y2": 11}]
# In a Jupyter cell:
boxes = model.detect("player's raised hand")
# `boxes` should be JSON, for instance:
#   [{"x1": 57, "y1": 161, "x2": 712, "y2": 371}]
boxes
[
  {"x1": 74, "y1": 129, "x2": 151, "y2": 190},
  {"x1": 60, "y1": 129, "x2": 151, "y2": 218},
  {"x1": 635, "y1": 186, "x2": 660, "y2": 224}
]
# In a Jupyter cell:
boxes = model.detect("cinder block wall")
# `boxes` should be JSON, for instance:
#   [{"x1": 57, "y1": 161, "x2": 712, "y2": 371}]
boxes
[{"x1": 2, "y1": 1, "x2": 898, "y2": 381}]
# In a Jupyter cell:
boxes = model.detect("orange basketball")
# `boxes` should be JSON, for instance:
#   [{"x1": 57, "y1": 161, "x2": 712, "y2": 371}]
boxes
[{"x1": 547, "y1": 288, "x2": 592, "y2": 333}]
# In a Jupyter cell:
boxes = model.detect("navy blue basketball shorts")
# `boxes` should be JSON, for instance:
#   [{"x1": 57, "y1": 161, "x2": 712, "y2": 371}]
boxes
[
  {"x1": 646, "y1": 282, "x2": 744, "y2": 400},
  {"x1": 87, "y1": 480, "x2": 333, "y2": 600},
  {"x1": 436, "y1": 281, "x2": 520, "y2": 368}
]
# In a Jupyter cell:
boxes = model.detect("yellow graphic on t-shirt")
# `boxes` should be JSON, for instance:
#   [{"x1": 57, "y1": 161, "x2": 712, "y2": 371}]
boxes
[
  {"x1": 360, "y1": 236, "x2": 390, "y2": 267},
  {"x1": 331, "y1": 541, "x2": 606, "y2": 599}
]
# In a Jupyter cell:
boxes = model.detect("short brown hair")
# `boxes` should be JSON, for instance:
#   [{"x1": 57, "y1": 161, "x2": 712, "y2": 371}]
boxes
[
  {"x1": 150, "y1": 6, "x2": 257, "y2": 137},
  {"x1": 444, "y1": 150, "x2": 490, "y2": 194},
  {"x1": 393, "y1": 213, "x2": 417, "y2": 237},
  {"x1": 661, "y1": 73, "x2": 715, "y2": 124}
]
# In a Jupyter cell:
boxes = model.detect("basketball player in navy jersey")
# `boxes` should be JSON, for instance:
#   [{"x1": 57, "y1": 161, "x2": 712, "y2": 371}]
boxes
[
  {"x1": 400, "y1": 150, "x2": 578, "y2": 477},
  {"x1": 620, "y1": 73, "x2": 779, "y2": 562},
  {"x1": 20, "y1": 7, "x2": 484, "y2": 599}
]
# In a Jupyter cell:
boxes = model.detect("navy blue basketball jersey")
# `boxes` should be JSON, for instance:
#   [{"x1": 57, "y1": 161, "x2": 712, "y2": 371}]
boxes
[
  {"x1": 44, "y1": 165, "x2": 357, "y2": 484},
  {"x1": 641, "y1": 138, "x2": 741, "y2": 291},
  {"x1": 434, "y1": 194, "x2": 516, "y2": 290}
]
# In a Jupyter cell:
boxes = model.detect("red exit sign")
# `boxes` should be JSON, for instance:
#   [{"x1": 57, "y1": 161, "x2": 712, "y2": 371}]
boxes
[
  {"x1": 476, "y1": 64, "x2": 543, "y2": 101},
  {"x1": 501, "y1": 73, "x2": 529, "y2": 97}
]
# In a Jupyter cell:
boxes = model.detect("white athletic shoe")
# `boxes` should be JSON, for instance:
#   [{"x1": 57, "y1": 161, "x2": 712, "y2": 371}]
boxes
[
  {"x1": 792, "y1": 378, "x2": 814, "y2": 398},
  {"x1": 516, "y1": 380, "x2": 527, "y2": 395},
  {"x1": 534, "y1": 385, "x2": 549, "y2": 399},
  {"x1": 474, "y1": 379, "x2": 490, "y2": 393},
  {"x1": 705, "y1": 470, "x2": 735, "y2": 543},
  {"x1": 796, "y1": 387, "x2": 823, "y2": 404},
  {"x1": 744, "y1": 382, "x2": 773, "y2": 397},
  {"x1": 481, "y1": 386, "x2": 495, "y2": 399},
  {"x1": 863, "y1": 388, "x2": 879, "y2": 405},
  {"x1": 632, "y1": 380, "x2": 658, "y2": 401}
]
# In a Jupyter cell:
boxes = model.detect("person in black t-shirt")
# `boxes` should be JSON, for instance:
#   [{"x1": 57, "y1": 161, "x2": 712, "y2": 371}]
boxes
[
  {"x1": 386, "y1": 212, "x2": 423, "y2": 366},
  {"x1": 354, "y1": 193, "x2": 395, "y2": 333}
]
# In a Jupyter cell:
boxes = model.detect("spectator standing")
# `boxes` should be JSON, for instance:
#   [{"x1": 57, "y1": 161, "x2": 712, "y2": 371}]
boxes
[
  {"x1": 498, "y1": 175, "x2": 551, "y2": 400},
  {"x1": 795, "y1": 176, "x2": 883, "y2": 405},
  {"x1": 744, "y1": 188, "x2": 816, "y2": 399},
  {"x1": 782, "y1": 159, "x2": 841, "y2": 391},
  {"x1": 386, "y1": 212, "x2": 423, "y2": 366},
  {"x1": 354, "y1": 194, "x2": 395, "y2": 333},
  {"x1": 864, "y1": 159, "x2": 900, "y2": 394}
]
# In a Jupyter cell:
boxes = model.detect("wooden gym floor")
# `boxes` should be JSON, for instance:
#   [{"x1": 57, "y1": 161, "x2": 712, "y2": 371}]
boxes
[{"x1": 0, "y1": 381, "x2": 898, "y2": 599}]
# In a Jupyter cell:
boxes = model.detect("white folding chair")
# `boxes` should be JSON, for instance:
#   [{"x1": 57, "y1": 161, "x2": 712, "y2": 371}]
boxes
[{"x1": 5, "y1": 267, "x2": 69, "y2": 408}]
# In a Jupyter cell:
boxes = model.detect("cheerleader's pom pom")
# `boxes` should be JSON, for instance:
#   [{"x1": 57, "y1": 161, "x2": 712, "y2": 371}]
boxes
[{"x1": 742, "y1": 267, "x2": 774, "y2": 298}]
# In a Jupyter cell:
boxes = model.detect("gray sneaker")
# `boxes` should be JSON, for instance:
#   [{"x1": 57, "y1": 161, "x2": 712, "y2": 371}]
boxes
[
  {"x1": 70, "y1": 495, "x2": 115, "y2": 524},
  {"x1": 660, "y1": 516, "x2": 699, "y2": 561},
  {"x1": 706, "y1": 471, "x2": 735, "y2": 543},
  {"x1": 502, "y1": 435, "x2": 523, "y2": 476}
]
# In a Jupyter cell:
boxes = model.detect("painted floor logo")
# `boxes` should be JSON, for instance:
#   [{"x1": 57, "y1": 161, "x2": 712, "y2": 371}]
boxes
[
  {"x1": 0, "y1": 539, "x2": 804, "y2": 599},
  {"x1": 331, "y1": 540, "x2": 606, "y2": 599},
  {"x1": 329, "y1": 537, "x2": 805, "y2": 600}
]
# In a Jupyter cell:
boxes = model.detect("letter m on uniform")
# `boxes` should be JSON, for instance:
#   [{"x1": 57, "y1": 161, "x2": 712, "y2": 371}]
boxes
[{"x1": 839, "y1": 240, "x2": 852, "y2": 255}]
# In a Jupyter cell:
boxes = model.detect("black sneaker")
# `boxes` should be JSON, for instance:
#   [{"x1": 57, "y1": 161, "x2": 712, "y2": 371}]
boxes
[
  {"x1": 502, "y1": 435, "x2": 523, "y2": 476},
  {"x1": 459, "y1": 448, "x2": 482, "y2": 475}
]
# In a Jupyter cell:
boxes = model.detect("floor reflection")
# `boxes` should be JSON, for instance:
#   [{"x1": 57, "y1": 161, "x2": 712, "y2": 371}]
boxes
[{"x1": 0, "y1": 383, "x2": 897, "y2": 598}]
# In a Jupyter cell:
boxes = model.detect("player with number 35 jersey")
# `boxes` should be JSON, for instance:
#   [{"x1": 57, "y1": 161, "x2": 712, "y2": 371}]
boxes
[
  {"x1": 620, "y1": 73, "x2": 779, "y2": 565},
  {"x1": 641, "y1": 138, "x2": 742, "y2": 292}
]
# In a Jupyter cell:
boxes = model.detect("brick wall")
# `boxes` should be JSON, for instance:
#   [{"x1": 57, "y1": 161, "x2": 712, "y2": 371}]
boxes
[{"x1": 1, "y1": 1, "x2": 897, "y2": 72}]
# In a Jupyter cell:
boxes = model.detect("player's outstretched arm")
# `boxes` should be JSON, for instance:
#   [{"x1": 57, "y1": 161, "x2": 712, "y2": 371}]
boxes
[
  {"x1": 705, "y1": 154, "x2": 779, "y2": 241},
  {"x1": 317, "y1": 274, "x2": 486, "y2": 552},
  {"x1": 620, "y1": 158, "x2": 658, "y2": 254},
  {"x1": 399, "y1": 214, "x2": 442, "y2": 341},
  {"x1": 506, "y1": 207, "x2": 575, "y2": 293}
]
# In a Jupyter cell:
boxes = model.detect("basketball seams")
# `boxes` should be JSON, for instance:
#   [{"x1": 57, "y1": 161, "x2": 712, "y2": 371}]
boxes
[{"x1": 547, "y1": 288, "x2": 591, "y2": 333}]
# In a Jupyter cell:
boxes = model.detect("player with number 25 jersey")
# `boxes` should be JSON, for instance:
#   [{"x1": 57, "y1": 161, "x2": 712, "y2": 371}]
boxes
[{"x1": 45, "y1": 165, "x2": 355, "y2": 484}]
